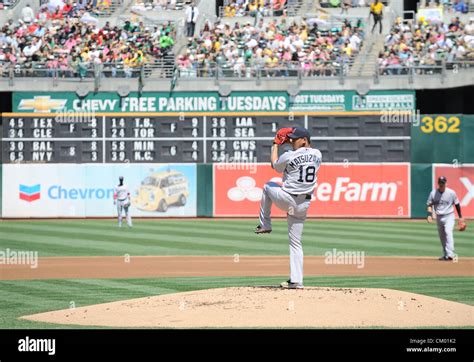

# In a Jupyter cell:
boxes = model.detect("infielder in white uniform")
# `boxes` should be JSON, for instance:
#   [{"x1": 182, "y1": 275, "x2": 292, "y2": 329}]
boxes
[
  {"x1": 426, "y1": 176, "x2": 465, "y2": 260},
  {"x1": 114, "y1": 176, "x2": 133, "y2": 228},
  {"x1": 255, "y1": 127, "x2": 322, "y2": 289}
]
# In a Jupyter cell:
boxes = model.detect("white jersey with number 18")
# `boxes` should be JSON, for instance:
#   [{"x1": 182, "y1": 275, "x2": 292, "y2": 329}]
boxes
[{"x1": 273, "y1": 147, "x2": 322, "y2": 195}]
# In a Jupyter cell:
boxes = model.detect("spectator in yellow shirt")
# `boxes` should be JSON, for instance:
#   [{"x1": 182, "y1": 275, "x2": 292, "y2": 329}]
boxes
[{"x1": 370, "y1": 0, "x2": 384, "y2": 34}]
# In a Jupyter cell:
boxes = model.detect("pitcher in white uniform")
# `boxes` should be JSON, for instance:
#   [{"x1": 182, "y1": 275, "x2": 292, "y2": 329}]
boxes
[
  {"x1": 426, "y1": 176, "x2": 464, "y2": 261},
  {"x1": 114, "y1": 176, "x2": 133, "y2": 228},
  {"x1": 255, "y1": 127, "x2": 322, "y2": 289}
]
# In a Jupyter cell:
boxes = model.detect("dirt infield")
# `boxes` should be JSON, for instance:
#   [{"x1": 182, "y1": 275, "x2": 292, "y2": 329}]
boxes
[
  {"x1": 21, "y1": 287, "x2": 474, "y2": 328},
  {"x1": 1, "y1": 256, "x2": 472, "y2": 280}
]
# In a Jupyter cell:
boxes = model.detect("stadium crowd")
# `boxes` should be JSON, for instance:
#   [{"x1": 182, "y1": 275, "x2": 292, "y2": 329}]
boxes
[
  {"x1": 130, "y1": 0, "x2": 193, "y2": 13},
  {"x1": 0, "y1": 1, "x2": 176, "y2": 78},
  {"x1": 419, "y1": 0, "x2": 471, "y2": 13},
  {"x1": 177, "y1": 17, "x2": 364, "y2": 77},
  {"x1": 223, "y1": 0, "x2": 287, "y2": 17},
  {"x1": 379, "y1": 17, "x2": 474, "y2": 75}
]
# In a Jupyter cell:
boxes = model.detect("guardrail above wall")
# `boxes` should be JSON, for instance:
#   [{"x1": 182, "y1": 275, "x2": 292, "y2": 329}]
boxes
[{"x1": 1, "y1": 59, "x2": 473, "y2": 90}]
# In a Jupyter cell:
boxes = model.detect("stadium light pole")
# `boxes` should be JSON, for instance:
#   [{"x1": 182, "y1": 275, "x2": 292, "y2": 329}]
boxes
[
  {"x1": 287, "y1": 85, "x2": 300, "y2": 107},
  {"x1": 218, "y1": 84, "x2": 232, "y2": 110},
  {"x1": 117, "y1": 86, "x2": 130, "y2": 109},
  {"x1": 75, "y1": 86, "x2": 89, "y2": 109},
  {"x1": 355, "y1": 83, "x2": 370, "y2": 108}
]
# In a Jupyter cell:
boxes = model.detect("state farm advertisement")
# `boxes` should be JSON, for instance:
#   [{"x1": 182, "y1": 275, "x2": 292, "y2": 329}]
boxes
[
  {"x1": 214, "y1": 163, "x2": 410, "y2": 217},
  {"x1": 433, "y1": 164, "x2": 474, "y2": 218}
]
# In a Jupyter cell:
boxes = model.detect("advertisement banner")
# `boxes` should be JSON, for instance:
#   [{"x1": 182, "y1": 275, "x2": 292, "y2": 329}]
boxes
[
  {"x1": 433, "y1": 164, "x2": 474, "y2": 218},
  {"x1": 12, "y1": 90, "x2": 415, "y2": 113},
  {"x1": 2, "y1": 164, "x2": 196, "y2": 217},
  {"x1": 214, "y1": 163, "x2": 410, "y2": 217}
]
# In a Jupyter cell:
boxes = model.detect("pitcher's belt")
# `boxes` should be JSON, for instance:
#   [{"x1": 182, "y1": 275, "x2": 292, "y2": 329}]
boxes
[{"x1": 283, "y1": 190, "x2": 312, "y2": 200}]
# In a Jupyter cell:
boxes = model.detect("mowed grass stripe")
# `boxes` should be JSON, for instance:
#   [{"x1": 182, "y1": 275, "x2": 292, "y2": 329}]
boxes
[
  {"x1": 0, "y1": 219, "x2": 453, "y2": 240},
  {"x1": 0, "y1": 238, "x2": 107, "y2": 256},
  {"x1": 3, "y1": 219, "x2": 440, "y2": 236},
  {"x1": 0, "y1": 232, "x2": 455, "y2": 257},
  {"x1": 1, "y1": 224, "x2": 285, "y2": 253},
  {"x1": 0, "y1": 233, "x2": 237, "y2": 256},
  {"x1": 0, "y1": 281, "x2": 76, "y2": 303},
  {"x1": 1, "y1": 220, "x2": 439, "y2": 245},
  {"x1": 1, "y1": 220, "x2": 472, "y2": 257},
  {"x1": 1, "y1": 230, "x2": 221, "y2": 255},
  {"x1": 62, "y1": 279, "x2": 178, "y2": 296},
  {"x1": 1, "y1": 228, "x2": 437, "y2": 255}
]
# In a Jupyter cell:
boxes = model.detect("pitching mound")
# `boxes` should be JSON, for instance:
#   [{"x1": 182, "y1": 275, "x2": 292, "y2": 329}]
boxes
[{"x1": 21, "y1": 287, "x2": 474, "y2": 328}]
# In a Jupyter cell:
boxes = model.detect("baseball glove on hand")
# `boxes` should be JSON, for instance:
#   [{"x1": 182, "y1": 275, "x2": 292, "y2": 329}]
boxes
[
  {"x1": 458, "y1": 219, "x2": 467, "y2": 232},
  {"x1": 273, "y1": 128, "x2": 294, "y2": 145}
]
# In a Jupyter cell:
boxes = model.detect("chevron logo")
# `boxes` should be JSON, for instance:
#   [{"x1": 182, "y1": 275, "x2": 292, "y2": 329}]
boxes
[{"x1": 19, "y1": 184, "x2": 41, "y2": 202}]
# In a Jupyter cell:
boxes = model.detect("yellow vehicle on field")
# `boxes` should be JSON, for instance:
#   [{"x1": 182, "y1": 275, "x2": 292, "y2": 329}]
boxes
[{"x1": 132, "y1": 170, "x2": 189, "y2": 212}]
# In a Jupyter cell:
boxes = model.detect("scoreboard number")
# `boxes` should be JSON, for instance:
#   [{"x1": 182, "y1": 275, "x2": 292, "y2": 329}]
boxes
[
  {"x1": 9, "y1": 118, "x2": 24, "y2": 127},
  {"x1": 2, "y1": 114, "x2": 410, "y2": 164},
  {"x1": 420, "y1": 116, "x2": 461, "y2": 134}
]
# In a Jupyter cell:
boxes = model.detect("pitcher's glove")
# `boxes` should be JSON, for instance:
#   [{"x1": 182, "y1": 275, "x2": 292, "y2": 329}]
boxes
[
  {"x1": 273, "y1": 127, "x2": 294, "y2": 145},
  {"x1": 458, "y1": 219, "x2": 467, "y2": 232}
]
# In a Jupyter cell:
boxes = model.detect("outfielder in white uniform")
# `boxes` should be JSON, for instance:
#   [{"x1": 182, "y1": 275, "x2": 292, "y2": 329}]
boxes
[
  {"x1": 255, "y1": 127, "x2": 322, "y2": 289},
  {"x1": 426, "y1": 176, "x2": 464, "y2": 261},
  {"x1": 114, "y1": 176, "x2": 133, "y2": 228}
]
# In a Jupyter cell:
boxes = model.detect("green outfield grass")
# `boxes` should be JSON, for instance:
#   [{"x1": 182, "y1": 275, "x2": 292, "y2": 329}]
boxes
[
  {"x1": 0, "y1": 219, "x2": 473, "y2": 257},
  {"x1": 1, "y1": 219, "x2": 473, "y2": 329},
  {"x1": 0, "y1": 276, "x2": 472, "y2": 329}
]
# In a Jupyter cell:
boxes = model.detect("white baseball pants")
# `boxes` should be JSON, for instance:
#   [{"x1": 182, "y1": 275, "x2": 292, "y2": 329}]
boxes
[
  {"x1": 436, "y1": 213, "x2": 455, "y2": 258},
  {"x1": 259, "y1": 182, "x2": 311, "y2": 284},
  {"x1": 117, "y1": 200, "x2": 132, "y2": 227}
]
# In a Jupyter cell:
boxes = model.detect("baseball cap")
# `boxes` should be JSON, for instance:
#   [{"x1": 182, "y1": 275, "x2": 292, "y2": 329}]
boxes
[
  {"x1": 438, "y1": 176, "x2": 447, "y2": 184},
  {"x1": 288, "y1": 127, "x2": 311, "y2": 140}
]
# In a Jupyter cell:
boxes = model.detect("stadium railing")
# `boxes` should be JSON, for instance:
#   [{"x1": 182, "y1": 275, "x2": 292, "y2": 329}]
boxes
[
  {"x1": 0, "y1": 0, "x2": 19, "y2": 10},
  {"x1": 218, "y1": 0, "x2": 300, "y2": 18},
  {"x1": 177, "y1": 58, "x2": 356, "y2": 84},
  {"x1": 375, "y1": 59, "x2": 474, "y2": 84},
  {"x1": 416, "y1": 0, "x2": 474, "y2": 13},
  {"x1": 2, "y1": 58, "x2": 472, "y2": 88}
]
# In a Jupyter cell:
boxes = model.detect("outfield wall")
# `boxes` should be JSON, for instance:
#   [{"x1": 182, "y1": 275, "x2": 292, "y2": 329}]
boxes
[
  {"x1": 410, "y1": 115, "x2": 474, "y2": 218},
  {"x1": 2, "y1": 164, "x2": 197, "y2": 218},
  {"x1": 2, "y1": 97, "x2": 473, "y2": 218},
  {"x1": 2, "y1": 161, "x2": 472, "y2": 219}
]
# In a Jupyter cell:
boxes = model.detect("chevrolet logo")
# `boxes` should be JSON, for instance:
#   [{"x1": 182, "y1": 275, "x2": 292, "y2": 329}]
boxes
[{"x1": 18, "y1": 96, "x2": 67, "y2": 113}]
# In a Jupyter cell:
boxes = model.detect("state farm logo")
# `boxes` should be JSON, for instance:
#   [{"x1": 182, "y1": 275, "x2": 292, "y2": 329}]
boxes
[
  {"x1": 226, "y1": 176, "x2": 399, "y2": 202},
  {"x1": 315, "y1": 177, "x2": 399, "y2": 202},
  {"x1": 19, "y1": 184, "x2": 41, "y2": 202},
  {"x1": 227, "y1": 177, "x2": 262, "y2": 202},
  {"x1": 214, "y1": 163, "x2": 410, "y2": 217}
]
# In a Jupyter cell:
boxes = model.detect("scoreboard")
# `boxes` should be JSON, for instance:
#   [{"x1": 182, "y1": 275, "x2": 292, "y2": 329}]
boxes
[{"x1": 1, "y1": 113, "x2": 410, "y2": 163}]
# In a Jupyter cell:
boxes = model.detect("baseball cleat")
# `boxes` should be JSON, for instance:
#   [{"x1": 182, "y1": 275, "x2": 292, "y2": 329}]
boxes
[
  {"x1": 255, "y1": 225, "x2": 272, "y2": 234},
  {"x1": 438, "y1": 256, "x2": 453, "y2": 261},
  {"x1": 280, "y1": 280, "x2": 304, "y2": 289}
]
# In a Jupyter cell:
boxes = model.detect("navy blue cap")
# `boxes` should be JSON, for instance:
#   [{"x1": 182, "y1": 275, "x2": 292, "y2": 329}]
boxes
[
  {"x1": 288, "y1": 127, "x2": 311, "y2": 140},
  {"x1": 438, "y1": 176, "x2": 447, "y2": 184}
]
